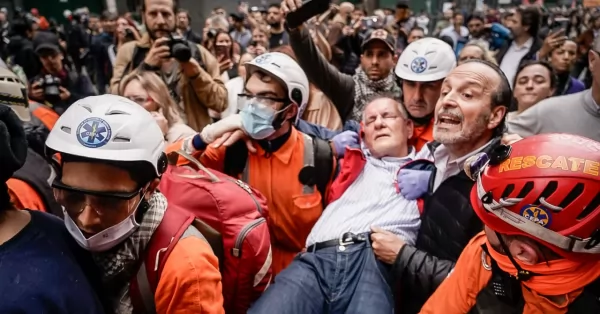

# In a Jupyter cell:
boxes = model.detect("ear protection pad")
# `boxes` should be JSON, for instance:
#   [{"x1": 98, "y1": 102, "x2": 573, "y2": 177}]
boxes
[
  {"x1": 291, "y1": 88, "x2": 302, "y2": 105},
  {"x1": 157, "y1": 153, "x2": 168, "y2": 175}
]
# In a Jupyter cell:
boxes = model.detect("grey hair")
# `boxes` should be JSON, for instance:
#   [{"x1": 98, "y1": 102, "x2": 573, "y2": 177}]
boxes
[
  {"x1": 463, "y1": 40, "x2": 498, "y2": 65},
  {"x1": 361, "y1": 93, "x2": 409, "y2": 122},
  {"x1": 210, "y1": 15, "x2": 229, "y2": 31}
]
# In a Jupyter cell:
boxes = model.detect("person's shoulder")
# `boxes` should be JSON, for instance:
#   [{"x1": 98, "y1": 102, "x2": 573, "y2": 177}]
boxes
[
  {"x1": 27, "y1": 209, "x2": 65, "y2": 231},
  {"x1": 535, "y1": 91, "x2": 587, "y2": 113},
  {"x1": 165, "y1": 236, "x2": 220, "y2": 274}
]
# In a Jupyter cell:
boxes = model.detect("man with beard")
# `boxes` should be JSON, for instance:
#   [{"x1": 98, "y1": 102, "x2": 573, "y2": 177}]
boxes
[
  {"x1": 110, "y1": 0, "x2": 227, "y2": 132},
  {"x1": 496, "y1": 7, "x2": 546, "y2": 88},
  {"x1": 267, "y1": 3, "x2": 289, "y2": 49},
  {"x1": 394, "y1": 37, "x2": 456, "y2": 150},
  {"x1": 283, "y1": 0, "x2": 400, "y2": 124},
  {"x1": 370, "y1": 59, "x2": 509, "y2": 313}
]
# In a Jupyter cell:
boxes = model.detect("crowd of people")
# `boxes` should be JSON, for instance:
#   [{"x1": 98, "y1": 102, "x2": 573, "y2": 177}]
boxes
[{"x1": 0, "y1": 0, "x2": 599, "y2": 313}]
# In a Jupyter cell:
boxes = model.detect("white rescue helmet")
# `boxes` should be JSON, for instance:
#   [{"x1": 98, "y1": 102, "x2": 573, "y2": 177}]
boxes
[
  {"x1": 0, "y1": 67, "x2": 30, "y2": 121},
  {"x1": 45, "y1": 94, "x2": 167, "y2": 176},
  {"x1": 395, "y1": 37, "x2": 457, "y2": 82},
  {"x1": 245, "y1": 52, "x2": 309, "y2": 123}
]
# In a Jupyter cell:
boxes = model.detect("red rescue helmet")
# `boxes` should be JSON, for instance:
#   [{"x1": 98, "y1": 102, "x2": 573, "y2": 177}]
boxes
[{"x1": 469, "y1": 133, "x2": 600, "y2": 262}]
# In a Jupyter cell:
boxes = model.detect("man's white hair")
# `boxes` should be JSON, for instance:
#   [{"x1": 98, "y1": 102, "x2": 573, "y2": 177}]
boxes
[
  {"x1": 361, "y1": 94, "x2": 409, "y2": 122},
  {"x1": 210, "y1": 15, "x2": 229, "y2": 31}
]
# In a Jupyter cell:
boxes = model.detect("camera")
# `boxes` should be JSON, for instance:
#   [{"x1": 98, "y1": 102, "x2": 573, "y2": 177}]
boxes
[
  {"x1": 125, "y1": 28, "x2": 135, "y2": 40},
  {"x1": 35, "y1": 75, "x2": 61, "y2": 101},
  {"x1": 167, "y1": 33, "x2": 192, "y2": 62}
]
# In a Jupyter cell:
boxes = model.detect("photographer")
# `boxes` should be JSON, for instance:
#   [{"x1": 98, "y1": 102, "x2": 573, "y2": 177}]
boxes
[
  {"x1": 110, "y1": 0, "x2": 227, "y2": 132},
  {"x1": 29, "y1": 31, "x2": 95, "y2": 115}
]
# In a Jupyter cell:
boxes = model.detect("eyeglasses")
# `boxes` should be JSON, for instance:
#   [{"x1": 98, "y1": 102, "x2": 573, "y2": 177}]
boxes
[
  {"x1": 52, "y1": 179, "x2": 143, "y2": 217},
  {"x1": 237, "y1": 93, "x2": 289, "y2": 110}
]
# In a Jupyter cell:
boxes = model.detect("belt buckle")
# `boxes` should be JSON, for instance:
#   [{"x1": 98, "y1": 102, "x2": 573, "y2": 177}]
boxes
[{"x1": 338, "y1": 233, "x2": 356, "y2": 251}]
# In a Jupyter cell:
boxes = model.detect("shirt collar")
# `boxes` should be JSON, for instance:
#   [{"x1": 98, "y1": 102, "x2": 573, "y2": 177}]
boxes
[
  {"x1": 362, "y1": 142, "x2": 417, "y2": 162},
  {"x1": 433, "y1": 139, "x2": 495, "y2": 170},
  {"x1": 511, "y1": 37, "x2": 533, "y2": 51},
  {"x1": 256, "y1": 127, "x2": 299, "y2": 165}
]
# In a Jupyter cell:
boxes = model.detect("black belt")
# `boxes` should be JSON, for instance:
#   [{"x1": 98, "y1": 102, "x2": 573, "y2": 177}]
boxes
[{"x1": 307, "y1": 232, "x2": 370, "y2": 252}]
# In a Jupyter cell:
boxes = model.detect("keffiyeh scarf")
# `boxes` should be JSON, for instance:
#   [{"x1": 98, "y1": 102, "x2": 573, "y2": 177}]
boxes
[
  {"x1": 352, "y1": 68, "x2": 402, "y2": 121},
  {"x1": 92, "y1": 192, "x2": 168, "y2": 314}
]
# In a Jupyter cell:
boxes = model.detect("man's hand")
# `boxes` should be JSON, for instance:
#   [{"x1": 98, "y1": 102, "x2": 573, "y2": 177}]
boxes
[
  {"x1": 398, "y1": 169, "x2": 431, "y2": 200},
  {"x1": 200, "y1": 114, "x2": 244, "y2": 144},
  {"x1": 151, "y1": 110, "x2": 169, "y2": 136},
  {"x1": 58, "y1": 86, "x2": 71, "y2": 101},
  {"x1": 331, "y1": 131, "x2": 359, "y2": 158},
  {"x1": 144, "y1": 37, "x2": 170, "y2": 68},
  {"x1": 29, "y1": 81, "x2": 44, "y2": 100},
  {"x1": 254, "y1": 45, "x2": 267, "y2": 55},
  {"x1": 212, "y1": 129, "x2": 257, "y2": 153},
  {"x1": 371, "y1": 226, "x2": 405, "y2": 264},
  {"x1": 281, "y1": 0, "x2": 304, "y2": 14},
  {"x1": 180, "y1": 57, "x2": 202, "y2": 78}
]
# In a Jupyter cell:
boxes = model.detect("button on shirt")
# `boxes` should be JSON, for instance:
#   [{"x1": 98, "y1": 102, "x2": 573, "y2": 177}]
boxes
[{"x1": 500, "y1": 37, "x2": 534, "y2": 88}]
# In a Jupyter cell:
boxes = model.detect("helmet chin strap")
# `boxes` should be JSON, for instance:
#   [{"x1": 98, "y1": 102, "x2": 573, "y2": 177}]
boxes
[{"x1": 496, "y1": 232, "x2": 539, "y2": 281}]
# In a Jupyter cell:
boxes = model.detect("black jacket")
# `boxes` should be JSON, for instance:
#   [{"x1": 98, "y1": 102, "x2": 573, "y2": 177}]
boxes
[
  {"x1": 392, "y1": 138, "x2": 501, "y2": 314},
  {"x1": 7, "y1": 35, "x2": 40, "y2": 79}
]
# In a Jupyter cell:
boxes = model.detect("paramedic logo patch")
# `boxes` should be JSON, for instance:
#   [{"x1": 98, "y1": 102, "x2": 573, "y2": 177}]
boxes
[
  {"x1": 76, "y1": 117, "x2": 112, "y2": 148},
  {"x1": 520, "y1": 205, "x2": 552, "y2": 228},
  {"x1": 254, "y1": 54, "x2": 272, "y2": 64},
  {"x1": 410, "y1": 57, "x2": 428, "y2": 73}
]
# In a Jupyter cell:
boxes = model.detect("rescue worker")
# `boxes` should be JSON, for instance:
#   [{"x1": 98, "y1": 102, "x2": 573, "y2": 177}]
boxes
[
  {"x1": 421, "y1": 133, "x2": 600, "y2": 314},
  {"x1": 0, "y1": 103, "x2": 105, "y2": 313},
  {"x1": 170, "y1": 52, "x2": 337, "y2": 275},
  {"x1": 110, "y1": 0, "x2": 227, "y2": 132},
  {"x1": 394, "y1": 37, "x2": 457, "y2": 150},
  {"x1": 44, "y1": 94, "x2": 224, "y2": 313},
  {"x1": 0, "y1": 67, "x2": 62, "y2": 215}
]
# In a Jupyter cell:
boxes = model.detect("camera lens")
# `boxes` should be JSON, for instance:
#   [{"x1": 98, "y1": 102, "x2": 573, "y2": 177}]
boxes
[{"x1": 172, "y1": 43, "x2": 192, "y2": 62}]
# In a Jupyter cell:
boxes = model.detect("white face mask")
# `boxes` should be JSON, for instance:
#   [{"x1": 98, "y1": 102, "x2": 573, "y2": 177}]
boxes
[{"x1": 63, "y1": 193, "x2": 146, "y2": 252}]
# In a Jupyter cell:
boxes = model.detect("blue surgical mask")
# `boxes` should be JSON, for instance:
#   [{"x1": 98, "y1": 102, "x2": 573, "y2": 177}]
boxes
[{"x1": 240, "y1": 102, "x2": 285, "y2": 140}]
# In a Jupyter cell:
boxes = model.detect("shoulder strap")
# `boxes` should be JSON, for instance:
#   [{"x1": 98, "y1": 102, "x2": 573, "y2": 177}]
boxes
[
  {"x1": 478, "y1": 244, "x2": 525, "y2": 311},
  {"x1": 130, "y1": 206, "x2": 195, "y2": 314},
  {"x1": 312, "y1": 135, "x2": 333, "y2": 204},
  {"x1": 131, "y1": 46, "x2": 147, "y2": 70},
  {"x1": 188, "y1": 42, "x2": 206, "y2": 71},
  {"x1": 223, "y1": 140, "x2": 249, "y2": 179}
]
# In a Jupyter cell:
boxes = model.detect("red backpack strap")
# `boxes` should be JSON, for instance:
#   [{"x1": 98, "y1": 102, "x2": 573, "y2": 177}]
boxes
[{"x1": 130, "y1": 206, "x2": 195, "y2": 314}]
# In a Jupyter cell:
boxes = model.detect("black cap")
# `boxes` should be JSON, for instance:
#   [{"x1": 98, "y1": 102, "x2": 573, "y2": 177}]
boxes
[
  {"x1": 361, "y1": 28, "x2": 396, "y2": 52},
  {"x1": 33, "y1": 31, "x2": 61, "y2": 55},
  {"x1": 230, "y1": 12, "x2": 245, "y2": 22}
]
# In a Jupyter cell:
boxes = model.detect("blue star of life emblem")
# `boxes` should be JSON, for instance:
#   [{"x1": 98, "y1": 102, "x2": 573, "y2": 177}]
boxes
[{"x1": 76, "y1": 117, "x2": 112, "y2": 148}]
